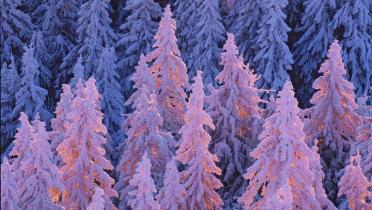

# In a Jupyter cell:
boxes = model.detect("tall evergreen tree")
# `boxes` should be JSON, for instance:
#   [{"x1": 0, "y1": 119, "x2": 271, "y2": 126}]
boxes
[
  {"x1": 189, "y1": 0, "x2": 225, "y2": 85},
  {"x1": 18, "y1": 117, "x2": 64, "y2": 210},
  {"x1": 116, "y1": 0, "x2": 161, "y2": 98},
  {"x1": 12, "y1": 44, "x2": 52, "y2": 125},
  {"x1": 292, "y1": 0, "x2": 336, "y2": 107},
  {"x1": 206, "y1": 33, "x2": 262, "y2": 208},
  {"x1": 116, "y1": 86, "x2": 173, "y2": 209},
  {"x1": 50, "y1": 84, "x2": 74, "y2": 160},
  {"x1": 156, "y1": 158, "x2": 186, "y2": 210},
  {"x1": 253, "y1": 0, "x2": 293, "y2": 98},
  {"x1": 229, "y1": 0, "x2": 262, "y2": 64},
  {"x1": 9, "y1": 113, "x2": 34, "y2": 178},
  {"x1": 176, "y1": 71, "x2": 223, "y2": 210},
  {"x1": 238, "y1": 81, "x2": 335, "y2": 210},
  {"x1": 1, "y1": 0, "x2": 33, "y2": 65},
  {"x1": 147, "y1": 5, "x2": 189, "y2": 134},
  {"x1": 127, "y1": 152, "x2": 161, "y2": 210},
  {"x1": 333, "y1": 0, "x2": 372, "y2": 104},
  {"x1": 1, "y1": 56, "x2": 20, "y2": 151},
  {"x1": 338, "y1": 151, "x2": 372, "y2": 210},
  {"x1": 173, "y1": 0, "x2": 198, "y2": 65},
  {"x1": 60, "y1": 0, "x2": 117, "y2": 79},
  {"x1": 70, "y1": 55, "x2": 85, "y2": 88},
  {"x1": 57, "y1": 78, "x2": 117, "y2": 210},
  {"x1": 304, "y1": 41, "x2": 362, "y2": 203},
  {"x1": 351, "y1": 115, "x2": 372, "y2": 181},
  {"x1": 95, "y1": 47, "x2": 124, "y2": 150},
  {"x1": 31, "y1": 31, "x2": 53, "y2": 88},
  {"x1": 1, "y1": 158, "x2": 20, "y2": 210}
]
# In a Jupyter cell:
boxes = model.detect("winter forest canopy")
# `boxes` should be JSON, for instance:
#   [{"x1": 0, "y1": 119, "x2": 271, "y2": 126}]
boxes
[{"x1": 1, "y1": 0, "x2": 372, "y2": 209}]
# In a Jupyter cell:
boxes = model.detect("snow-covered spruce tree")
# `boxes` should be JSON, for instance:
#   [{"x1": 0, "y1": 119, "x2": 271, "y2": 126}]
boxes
[
  {"x1": 116, "y1": 86, "x2": 173, "y2": 209},
  {"x1": 116, "y1": 0, "x2": 161, "y2": 98},
  {"x1": 173, "y1": 0, "x2": 198, "y2": 64},
  {"x1": 50, "y1": 84, "x2": 74, "y2": 161},
  {"x1": 176, "y1": 71, "x2": 223, "y2": 210},
  {"x1": 0, "y1": 56, "x2": 20, "y2": 151},
  {"x1": 156, "y1": 158, "x2": 186, "y2": 210},
  {"x1": 333, "y1": 0, "x2": 372, "y2": 104},
  {"x1": 205, "y1": 33, "x2": 262, "y2": 208},
  {"x1": 147, "y1": 5, "x2": 189, "y2": 134},
  {"x1": 351, "y1": 116, "x2": 372, "y2": 181},
  {"x1": 12, "y1": 44, "x2": 52, "y2": 123},
  {"x1": 1, "y1": 157, "x2": 20, "y2": 210},
  {"x1": 9, "y1": 113, "x2": 34, "y2": 178},
  {"x1": 292, "y1": 0, "x2": 336, "y2": 107},
  {"x1": 253, "y1": 0, "x2": 292, "y2": 98},
  {"x1": 189, "y1": 0, "x2": 225, "y2": 85},
  {"x1": 127, "y1": 152, "x2": 161, "y2": 210},
  {"x1": 57, "y1": 78, "x2": 117, "y2": 210},
  {"x1": 87, "y1": 187, "x2": 106, "y2": 210},
  {"x1": 238, "y1": 81, "x2": 333, "y2": 210},
  {"x1": 18, "y1": 117, "x2": 64, "y2": 210},
  {"x1": 70, "y1": 55, "x2": 85, "y2": 88},
  {"x1": 1, "y1": 0, "x2": 33, "y2": 65},
  {"x1": 338, "y1": 151, "x2": 372, "y2": 210},
  {"x1": 309, "y1": 139, "x2": 337, "y2": 210},
  {"x1": 229, "y1": 0, "x2": 262, "y2": 64},
  {"x1": 31, "y1": 31, "x2": 52, "y2": 88},
  {"x1": 127, "y1": 54, "x2": 156, "y2": 103},
  {"x1": 46, "y1": 0, "x2": 80, "y2": 91},
  {"x1": 95, "y1": 46, "x2": 124, "y2": 152},
  {"x1": 60, "y1": 0, "x2": 117, "y2": 79},
  {"x1": 304, "y1": 40, "x2": 362, "y2": 203}
]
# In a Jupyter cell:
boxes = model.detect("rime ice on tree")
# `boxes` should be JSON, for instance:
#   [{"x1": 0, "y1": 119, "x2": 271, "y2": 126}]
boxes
[
  {"x1": 95, "y1": 46, "x2": 124, "y2": 152},
  {"x1": 176, "y1": 71, "x2": 223, "y2": 210},
  {"x1": 147, "y1": 5, "x2": 189, "y2": 134},
  {"x1": 127, "y1": 152, "x2": 161, "y2": 210},
  {"x1": 117, "y1": 0, "x2": 161, "y2": 98},
  {"x1": 1, "y1": 158, "x2": 20, "y2": 210},
  {"x1": 156, "y1": 158, "x2": 186, "y2": 210},
  {"x1": 18, "y1": 117, "x2": 64, "y2": 210},
  {"x1": 1, "y1": 55, "x2": 20, "y2": 150},
  {"x1": 12, "y1": 44, "x2": 52, "y2": 123},
  {"x1": 333, "y1": 0, "x2": 372, "y2": 103},
  {"x1": 304, "y1": 40, "x2": 362, "y2": 202},
  {"x1": 189, "y1": 0, "x2": 225, "y2": 85},
  {"x1": 116, "y1": 84, "x2": 172, "y2": 209},
  {"x1": 338, "y1": 151, "x2": 372, "y2": 210},
  {"x1": 57, "y1": 78, "x2": 117, "y2": 210},
  {"x1": 239, "y1": 81, "x2": 333, "y2": 210},
  {"x1": 292, "y1": 0, "x2": 336, "y2": 107},
  {"x1": 206, "y1": 33, "x2": 262, "y2": 207}
]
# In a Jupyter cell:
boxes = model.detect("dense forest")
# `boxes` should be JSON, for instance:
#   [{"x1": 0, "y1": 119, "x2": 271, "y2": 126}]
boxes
[{"x1": 1, "y1": 0, "x2": 371, "y2": 209}]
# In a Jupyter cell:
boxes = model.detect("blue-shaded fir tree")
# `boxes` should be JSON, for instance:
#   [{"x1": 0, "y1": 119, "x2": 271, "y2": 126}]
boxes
[
  {"x1": 1, "y1": 55, "x2": 20, "y2": 151},
  {"x1": 189, "y1": 0, "x2": 225, "y2": 85},
  {"x1": 60, "y1": 0, "x2": 117, "y2": 79},
  {"x1": 292, "y1": 0, "x2": 337, "y2": 107},
  {"x1": 253, "y1": 0, "x2": 293, "y2": 98},
  {"x1": 116, "y1": 0, "x2": 161, "y2": 98},
  {"x1": 12, "y1": 44, "x2": 52, "y2": 124},
  {"x1": 95, "y1": 46, "x2": 124, "y2": 154},
  {"x1": 1, "y1": 0, "x2": 33, "y2": 66},
  {"x1": 333, "y1": 0, "x2": 372, "y2": 105}
]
